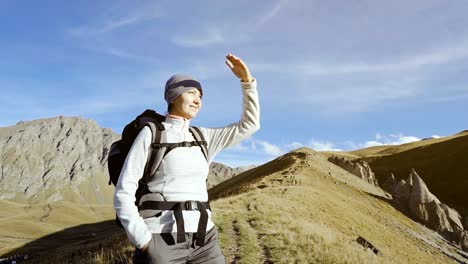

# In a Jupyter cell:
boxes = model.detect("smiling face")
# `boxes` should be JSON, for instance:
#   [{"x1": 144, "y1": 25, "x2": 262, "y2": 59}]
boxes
[{"x1": 170, "y1": 88, "x2": 202, "y2": 119}]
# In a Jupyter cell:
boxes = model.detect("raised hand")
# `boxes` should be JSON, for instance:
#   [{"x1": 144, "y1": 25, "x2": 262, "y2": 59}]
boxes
[{"x1": 225, "y1": 53, "x2": 253, "y2": 83}]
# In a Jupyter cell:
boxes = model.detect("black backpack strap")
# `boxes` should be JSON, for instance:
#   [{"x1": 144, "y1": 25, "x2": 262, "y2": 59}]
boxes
[{"x1": 189, "y1": 126, "x2": 208, "y2": 162}]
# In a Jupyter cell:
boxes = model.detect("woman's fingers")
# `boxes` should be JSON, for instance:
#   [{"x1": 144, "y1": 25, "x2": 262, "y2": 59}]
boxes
[
  {"x1": 225, "y1": 59, "x2": 234, "y2": 69},
  {"x1": 226, "y1": 56, "x2": 246, "y2": 71},
  {"x1": 226, "y1": 53, "x2": 251, "y2": 81}
]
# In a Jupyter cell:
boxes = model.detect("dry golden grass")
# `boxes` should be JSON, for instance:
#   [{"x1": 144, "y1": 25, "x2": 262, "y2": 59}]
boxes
[
  {"x1": 0, "y1": 200, "x2": 116, "y2": 257},
  {"x1": 210, "y1": 148, "x2": 462, "y2": 263},
  {"x1": 91, "y1": 243, "x2": 134, "y2": 264}
]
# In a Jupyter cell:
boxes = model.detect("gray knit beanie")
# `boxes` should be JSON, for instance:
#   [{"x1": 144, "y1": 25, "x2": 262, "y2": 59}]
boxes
[{"x1": 164, "y1": 74, "x2": 203, "y2": 104}]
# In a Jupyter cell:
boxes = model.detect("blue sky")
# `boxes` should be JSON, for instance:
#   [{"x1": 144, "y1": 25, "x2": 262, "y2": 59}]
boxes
[{"x1": 1, "y1": 1, "x2": 467, "y2": 167}]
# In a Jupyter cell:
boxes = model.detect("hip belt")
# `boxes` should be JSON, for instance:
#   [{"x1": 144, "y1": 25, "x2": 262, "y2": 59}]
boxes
[{"x1": 138, "y1": 200, "x2": 211, "y2": 246}]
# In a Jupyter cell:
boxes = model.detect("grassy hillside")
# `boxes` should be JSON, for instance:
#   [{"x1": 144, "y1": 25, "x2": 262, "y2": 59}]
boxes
[
  {"x1": 0, "y1": 200, "x2": 117, "y2": 257},
  {"x1": 209, "y1": 148, "x2": 464, "y2": 263},
  {"x1": 3, "y1": 146, "x2": 466, "y2": 263},
  {"x1": 356, "y1": 132, "x2": 468, "y2": 216}
]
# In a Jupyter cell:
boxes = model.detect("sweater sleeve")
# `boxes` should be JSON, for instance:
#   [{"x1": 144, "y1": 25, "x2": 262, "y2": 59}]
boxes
[
  {"x1": 113, "y1": 126, "x2": 153, "y2": 249},
  {"x1": 199, "y1": 79, "x2": 260, "y2": 163}
]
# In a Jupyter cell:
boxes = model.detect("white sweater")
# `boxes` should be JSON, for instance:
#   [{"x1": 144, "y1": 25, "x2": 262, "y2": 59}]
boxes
[{"x1": 113, "y1": 80, "x2": 260, "y2": 248}]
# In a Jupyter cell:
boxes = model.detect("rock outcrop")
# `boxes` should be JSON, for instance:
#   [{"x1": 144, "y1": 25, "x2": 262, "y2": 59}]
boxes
[
  {"x1": 393, "y1": 179, "x2": 412, "y2": 214},
  {"x1": 391, "y1": 169, "x2": 467, "y2": 250},
  {"x1": 381, "y1": 173, "x2": 396, "y2": 193},
  {"x1": 0, "y1": 116, "x2": 119, "y2": 204},
  {"x1": 462, "y1": 231, "x2": 468, "y2": 252},
  {"x1": 328, "y1": 156, "x2": 379, "y2": 186}
]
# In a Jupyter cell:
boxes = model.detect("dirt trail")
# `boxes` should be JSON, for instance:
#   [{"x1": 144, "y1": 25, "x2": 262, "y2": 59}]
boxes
[
  {"x1": 246, "y1": 201, "x2": 274, "y2": 264},
  {"x1": 231, "y1": 219, "x2": 241, "y2": 264}
]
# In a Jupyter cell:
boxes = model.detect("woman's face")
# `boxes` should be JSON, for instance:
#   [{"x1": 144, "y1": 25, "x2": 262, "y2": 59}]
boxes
[{"x1": 170, "y1": 88, "x2": 202, "y2": 119}]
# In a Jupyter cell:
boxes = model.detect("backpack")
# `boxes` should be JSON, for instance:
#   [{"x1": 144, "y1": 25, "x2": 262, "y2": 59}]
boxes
[
  {"x1": 107, "y1": 109, "x2": 209, "y2": 229},
  {"x1": 107, "y1": 109, "x2": 208, "y2": 186}
]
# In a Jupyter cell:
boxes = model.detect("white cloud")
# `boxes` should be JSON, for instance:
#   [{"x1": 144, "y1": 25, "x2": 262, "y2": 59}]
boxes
[
  {"x1": 68, "y1": 3, "x2": 162, "y2": 37},
  {"x1": 349, "y1": 133, "x2": 422, "y2": 150},
  {"x1": 257, "y1": 0, "x2": 288, "y2": 26},
  {"x1": 388, "y1": 134, "x2": 421, "y2": 145},
  {"x1": 217, "y1": 138, "x2": 283, "y2": 167},
  {"x1": 65, "y1": 1, "x2": 164, "y2": 62},
  {"x1": 253, "y1": 37, "x2": 468, "y2": 76},
  {"x1": 172, "y1": 1, "x2": 290, "y2": 48},
  {"x1": 257, "y1": 140, "x2": 284, "y2": 156},
  {"x1": 224, "y1": 138, "x2": 285, "y2": 156},
  {"x1": 226, "y1": 141, "x2": 251, "y2": 152},
  {"x1": 263, "y1": 133, "x2": 425, "y2": 154},
  {"x1": 217, "y1": 132, "x2": 434, "y2": 167},
  {"x1": 308, "y1": 140, "x2": 342, "y2": 151},
  {"x1": 362, "y1": 141, "x2": 385, "y2": 148},
  {"x1": 285, "y1": 141, "x2": 304, "y2": 150}
]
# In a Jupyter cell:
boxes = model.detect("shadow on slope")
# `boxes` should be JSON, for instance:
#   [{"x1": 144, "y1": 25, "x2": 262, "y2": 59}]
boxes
[
  {"x1": 2, "y1": 220, "x2": 126, "y2": 263},
  {"x1": 361, "y1": 131, "x2": 468, "y2": 216}
]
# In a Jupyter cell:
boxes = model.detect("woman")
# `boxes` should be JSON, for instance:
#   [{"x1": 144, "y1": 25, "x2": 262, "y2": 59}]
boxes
[{"x1": 114, "y1": 53, "x2": 260, "y2": 263}]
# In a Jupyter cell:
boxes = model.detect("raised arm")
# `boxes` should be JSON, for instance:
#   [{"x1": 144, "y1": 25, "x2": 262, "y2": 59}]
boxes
[{"x1": 199, "y1": 54, "x2": 260, "y2": 162}]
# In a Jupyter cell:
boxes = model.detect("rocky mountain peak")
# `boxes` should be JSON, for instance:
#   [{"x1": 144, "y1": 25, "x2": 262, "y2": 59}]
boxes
[
  {"x1": 0, "y1": 116, "x2": 119, "y2": 204},
  {"x1": 208, "y1": 162, "x2": 256, "y2": 189}
]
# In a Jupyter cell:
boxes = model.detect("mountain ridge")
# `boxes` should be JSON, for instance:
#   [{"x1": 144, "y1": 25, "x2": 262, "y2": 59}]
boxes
[{"x1": 208, "y1": 147, "x2": 466, "y2": 263}]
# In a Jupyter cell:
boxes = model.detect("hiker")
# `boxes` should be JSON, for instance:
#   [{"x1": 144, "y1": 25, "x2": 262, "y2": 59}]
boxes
[{"x1": 113, "y1": 53, "x2": 260, "y2": 263}]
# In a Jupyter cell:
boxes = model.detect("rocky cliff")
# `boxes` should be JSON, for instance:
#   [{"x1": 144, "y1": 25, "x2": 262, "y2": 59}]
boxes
[
  {"x1": 327, "y1": 155, "x2": 379, "y2": 186},
  {"x1": 391, "y1": 169, "x2": 467, "y2": 251},
  {"x1": 0, "y1": 116, "x2": 119, "y2": 204}
]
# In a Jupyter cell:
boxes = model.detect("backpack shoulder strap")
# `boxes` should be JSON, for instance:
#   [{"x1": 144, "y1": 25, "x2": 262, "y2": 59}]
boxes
[
  {"x1": 189, "y1": 126, "x2": 208, "y2": 162},
  {"x1": 135, "y1": 121, "x2": 167, "y2": 206},
  {"x1": 144, "y1": 125, "x2": 208, "y2": 181},
  {"x1": 143, "y1": 122, "x2": 167, "y2": 180}
]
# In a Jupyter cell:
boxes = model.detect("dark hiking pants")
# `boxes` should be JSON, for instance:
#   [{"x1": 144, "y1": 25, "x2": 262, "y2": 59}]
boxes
[{"x1": 133, "y1": 227, "x2": 225, "y2": 264}]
